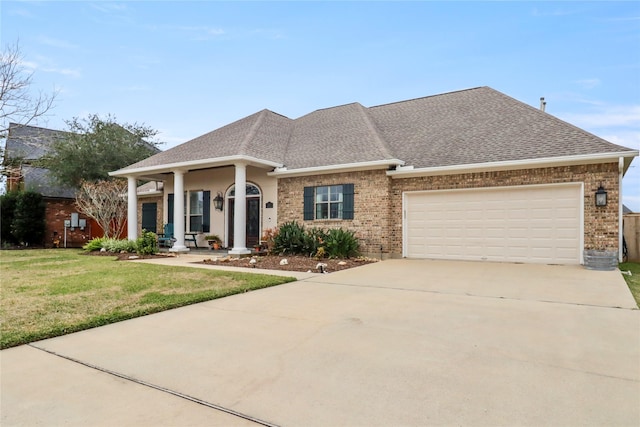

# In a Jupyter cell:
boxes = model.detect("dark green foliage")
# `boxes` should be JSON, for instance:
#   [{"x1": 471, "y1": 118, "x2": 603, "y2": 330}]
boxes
[
  {"x1": 9, "y1": 191, "x2": 46, "y2": 246},
  {"x1": 273, "y1": 221, "x2": 306, "y2": 255},
  {"x1": 43, "y1": 114, "x2": 161, "y2": 187},
  {"x1": 136, "y1": 230, "x2": 158, "y2": 255},
  {"x1": 272, "y1": 222, "x2": 360, "y2": 258},
  {"x1": 0, "y1": 191, "x2": 20, "y2": 245},
  {"x1": 324, "y1": 228, "x2": 360, "y2": 258}
]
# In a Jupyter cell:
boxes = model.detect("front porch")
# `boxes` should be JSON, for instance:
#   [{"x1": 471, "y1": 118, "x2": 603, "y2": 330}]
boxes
[{"x1": 114, "y1": 158, "x2": 281, "y2": 257}]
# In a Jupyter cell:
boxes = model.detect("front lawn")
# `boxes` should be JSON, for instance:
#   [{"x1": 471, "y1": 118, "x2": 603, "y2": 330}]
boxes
[
  {"x1": 0, "y1": 249, "x2": 296, "y2": 349},
  {"x1": 619, "y1": 262, "x2": 640, "y2": 308}
]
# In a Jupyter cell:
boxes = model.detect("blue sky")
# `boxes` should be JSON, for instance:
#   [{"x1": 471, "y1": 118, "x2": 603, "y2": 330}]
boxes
[{"x1": 2, "y1": 1, "x2": 639, "y2": 209}]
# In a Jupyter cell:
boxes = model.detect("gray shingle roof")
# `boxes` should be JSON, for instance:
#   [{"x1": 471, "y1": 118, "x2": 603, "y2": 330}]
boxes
[
  {"x1": 5, "y1": 123, "x2": 71, "y2": 161},
  {"x1": 22, "y1": 166, "x2": 77, "y2": 199},
  {"x1": 116, "y1": 87, "x2": 635, "y2": 174}
]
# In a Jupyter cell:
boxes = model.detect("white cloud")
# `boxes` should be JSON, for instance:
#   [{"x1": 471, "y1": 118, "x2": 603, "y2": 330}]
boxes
[
  {"x1": 36, "y1": 36, "x2": 78, "y2": 50},
  {"x1": 559, "y1": 105, "x2": 640, "y2": 129},
  {"x1": 42, "y1": 67, "x2": 82, "y2": 78},
  {"x1": 574, "y1": 78, "x2": 601, "y2": 90}
]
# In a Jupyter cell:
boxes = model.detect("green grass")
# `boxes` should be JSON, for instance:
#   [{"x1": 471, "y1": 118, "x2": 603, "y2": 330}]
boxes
[
  {"x1": 619, "y1": 262, "x2": 640, "y2": 308},
  {"x1": 0, "y1": 249, "x2": 296, "y2": 349}
]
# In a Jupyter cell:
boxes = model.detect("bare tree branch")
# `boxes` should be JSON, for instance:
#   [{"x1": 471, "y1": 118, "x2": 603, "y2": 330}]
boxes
[
  {"x1": 75, "y1": 180, "x2": 129, "y2": 239},
  {"x1": 0, "y1": 41, "x2": 57, "y2": 134}
]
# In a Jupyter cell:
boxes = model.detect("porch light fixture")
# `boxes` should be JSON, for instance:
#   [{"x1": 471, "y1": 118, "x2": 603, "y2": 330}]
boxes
[
  {"x1": 595, "y1": 185, "x2": 607, "y2": 207},
  {"x1": 213, "y1": 192, "x2": 224, "y2": 211}
]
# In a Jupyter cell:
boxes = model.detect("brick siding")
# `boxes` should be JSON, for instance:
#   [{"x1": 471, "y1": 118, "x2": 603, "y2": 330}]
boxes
[
  {"x1": 43, "y1": 198, "x2": 92, "y2": 248},
  {"x1": 277, "y1": 163, "x2": 620, "y2": 259}
]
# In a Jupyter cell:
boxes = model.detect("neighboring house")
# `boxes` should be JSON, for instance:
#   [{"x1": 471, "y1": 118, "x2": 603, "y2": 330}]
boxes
[
  {"x1": 111, "y1": 87, "x2": 638, "y2": 265},
  {"x1": 3, "y1": 123, "x2": 161, "y2": 247}
]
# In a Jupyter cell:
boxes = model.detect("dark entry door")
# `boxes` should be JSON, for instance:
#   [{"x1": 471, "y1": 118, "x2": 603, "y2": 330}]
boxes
[
  {"x1": 141, "y1": 202, "x2": 157, "y2": 233},
  {"x1": 228, "y1": 198, "x2": 260, "y2": 247}
]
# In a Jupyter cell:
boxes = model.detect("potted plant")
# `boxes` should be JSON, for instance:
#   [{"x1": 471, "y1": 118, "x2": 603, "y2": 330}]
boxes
[{"x1": 204, "y1": 234, "x2": 221, "y2": 250}]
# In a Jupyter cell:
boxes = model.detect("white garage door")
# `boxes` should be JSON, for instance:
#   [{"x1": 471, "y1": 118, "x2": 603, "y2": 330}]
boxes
[{"x1": 404, "y1": 184, "x2": 582, "y2": 264}]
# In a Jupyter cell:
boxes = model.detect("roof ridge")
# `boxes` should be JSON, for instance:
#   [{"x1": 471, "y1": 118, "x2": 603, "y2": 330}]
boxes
[
  {"x1": 355, "y1": 103, "x2": 396, "y2": 159},
  {"x1": 238, "y1": 109, "x2": 268, "y2": 154},
  {"x1": 369, "y1": 86, "x2": 487, "y2": 109}
]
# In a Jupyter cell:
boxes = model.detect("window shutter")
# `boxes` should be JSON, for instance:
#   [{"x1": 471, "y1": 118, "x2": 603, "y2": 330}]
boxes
[
  {"x1": 303, "y1": 187, "x2": 314, "y2": 220},
  {"x1": 167, "y1": 193, "x2": 174, "y2": 224},
  {"x1": 343, "y1": 184, "x2": 354, "y2": 220},
  {"x1": 202, "y1": 191, "x2": 211, "y2": 233}
]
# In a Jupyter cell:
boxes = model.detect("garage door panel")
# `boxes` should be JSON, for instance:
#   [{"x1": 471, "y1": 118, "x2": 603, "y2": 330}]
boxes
[{"x1": 405, "y1": 185, "x2": 581, "y2": 264}]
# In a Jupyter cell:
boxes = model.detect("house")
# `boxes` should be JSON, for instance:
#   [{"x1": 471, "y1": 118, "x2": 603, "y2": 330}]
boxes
[
  {"x1": 3, "y1": 123, "x2": 160, "y2": 247},
  {"x1": 110, "y1": 87, "x2": 638, "y2": 265}
]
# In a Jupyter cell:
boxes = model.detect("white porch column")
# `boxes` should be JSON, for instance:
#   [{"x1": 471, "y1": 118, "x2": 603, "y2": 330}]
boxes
[
  {"x1": 229, "y1": 162, "x2": 250, "y2": 255},
  {"x1": 170, "y1": 170, "x2": 189, "y2": 252},
  {"x1": 127, "y1": 176, "x2": 138, "y2": 240}
]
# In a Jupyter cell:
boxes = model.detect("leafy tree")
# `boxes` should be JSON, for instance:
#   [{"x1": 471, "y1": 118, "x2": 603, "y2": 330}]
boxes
[
  {"x1": 75, "y1": 179, "x2": 128, "y2": 239},
  {"x1": 44, "y1": 114, "x2": 160, "y2": 188},
  {"x1": 0, "y1": 191, "x2": 20, "y2": 244},
  {"x1": 11, "y1": 191, "x2": 45, "y2": 245}
]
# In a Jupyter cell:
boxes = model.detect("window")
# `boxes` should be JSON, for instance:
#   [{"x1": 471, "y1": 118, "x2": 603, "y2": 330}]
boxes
[
  {"x1": 304, "y1": 184, "x2": 354, "y2": 220},
  {"x1": 167, "y1": 191, "x2": 210, "y2": 233},
  {"x1": 189, "y1": 191, "x2": 203, "y2": 232}
]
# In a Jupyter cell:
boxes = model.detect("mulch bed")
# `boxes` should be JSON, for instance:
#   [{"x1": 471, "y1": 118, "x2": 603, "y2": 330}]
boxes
[
  {"x1": 200, "y1": 255, "x2": 378, "y2": 273},
  {"x1": 85, "y1": 251, "x2": 378, "y2": 273}
]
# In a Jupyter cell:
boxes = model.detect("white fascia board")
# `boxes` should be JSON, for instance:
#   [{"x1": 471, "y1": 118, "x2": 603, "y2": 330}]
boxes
[
  {"x1": 387, "y1": 151, "x2": 639, "y2": 178},
  {"x1": 109, "y1": 155, "x2": 284, "y2": 178},
  {"x1": 267, "y1": 159, "x2": 405, "y2": 178}
]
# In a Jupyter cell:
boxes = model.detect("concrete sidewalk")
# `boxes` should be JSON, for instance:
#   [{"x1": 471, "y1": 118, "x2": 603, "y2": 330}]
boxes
[{"x1": 2, "y1": 259, "x2": 639, "y2": 426}]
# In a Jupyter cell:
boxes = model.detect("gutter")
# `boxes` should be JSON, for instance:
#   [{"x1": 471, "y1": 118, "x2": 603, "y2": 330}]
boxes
[
  {"x1": 268, "y1": 159, "x2": 405, "y2": 178},
  {"x1": 109, "y1": 155, "x2": 283, "y2": 178},
  {"x1": 386, "y1": 151, "x2": 639, "y2": 178}
]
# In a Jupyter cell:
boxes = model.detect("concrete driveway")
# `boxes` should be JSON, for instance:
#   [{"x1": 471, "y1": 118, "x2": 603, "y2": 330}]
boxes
[{"x1": 2, "y1": 259, "x2": 639, "y2": 426}]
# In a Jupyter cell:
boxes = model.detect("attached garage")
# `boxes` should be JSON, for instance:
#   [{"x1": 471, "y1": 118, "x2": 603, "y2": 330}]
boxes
[{"x1": 404, "y1": 184, "x2": 583, "y2": 264}]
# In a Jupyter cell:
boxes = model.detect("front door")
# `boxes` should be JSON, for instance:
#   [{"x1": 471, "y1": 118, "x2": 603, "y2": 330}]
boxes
[
  {"x1": 228, "y1": 197, "x2": 260, "y2": 248},
  {"x1": 141, "y1": 202, "x2": 158, "y2": 233}
]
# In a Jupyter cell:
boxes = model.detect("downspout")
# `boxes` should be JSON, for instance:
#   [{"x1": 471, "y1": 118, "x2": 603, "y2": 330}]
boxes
[{"x1": 619, "y1": 157, "x2": 624, "y2": 262}]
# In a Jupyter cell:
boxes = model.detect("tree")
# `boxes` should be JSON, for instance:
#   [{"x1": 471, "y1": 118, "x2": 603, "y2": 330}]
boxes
[
  {"x1": 0, "y1": 191, "x2": 20, "y2": 245},
  {"x1": 44, "y1": 114, "x2": 160, "y2": 188},
  {"x1": 1, "y1": 41, "x2": 57, "y2": 135},
  {"x1": 75, "y1": 180, "x2": 128, "y2": 239},
  {"x1": 11, "y1": 191, "x2": 46, "y2": 246}
]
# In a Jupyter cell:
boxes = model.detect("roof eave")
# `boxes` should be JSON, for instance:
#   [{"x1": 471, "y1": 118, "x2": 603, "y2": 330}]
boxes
[
  {"x1": 387, "y1": 151, "x2": 639, "y2": 178},
  {"x1": 268, "y1": 159, "x2": 405, "y2": 178},
  {"x1": 109, "y1": 155, "x2": 284, "y2": 178}
]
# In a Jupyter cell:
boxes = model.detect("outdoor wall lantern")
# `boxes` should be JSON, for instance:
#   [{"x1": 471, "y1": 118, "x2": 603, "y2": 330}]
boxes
[
  {"x1": 213, "y1": 192, "x2": 224, "y2": 211},
  {"x1": 595, "y1": 185, "x2": 607, "y2": 207}
]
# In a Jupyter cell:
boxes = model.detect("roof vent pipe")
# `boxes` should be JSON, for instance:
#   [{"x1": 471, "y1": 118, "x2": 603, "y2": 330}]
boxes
[{"x1": 540, "y1": 97, "x2": 546, "y2": 112}]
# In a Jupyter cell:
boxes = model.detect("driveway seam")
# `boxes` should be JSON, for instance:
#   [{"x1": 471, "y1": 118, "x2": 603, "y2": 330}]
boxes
[
  {"x1": 27, "y1": 343, "x2": 279, "y2": 427},
  {"x1": 301, "y1": 280, "x2": 639, "y2": 310}
]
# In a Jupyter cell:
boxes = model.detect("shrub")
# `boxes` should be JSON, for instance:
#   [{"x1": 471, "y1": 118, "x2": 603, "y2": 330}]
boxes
[
  {"x1": 102, "y1": 238, "x2": 137, "y2": 253},
  {"x1": 83, "y1": 237, "x2": 107, "y2": 252},
  {"x1": 272, "y1": 221, "x2": 306, "y2": 255},
  {"x1": 136, "y1": 230, "x2": 158, "y2": 255},
  {"x1": 0, "y1": 192, "x2": 19, "y2": 245},
  {"x1": 324, "y1": 228, "x2": 360, "y2": 258},
  {"x1": 11, "y1": 191, "x2": 46, "y2": 246},
  {"x1": 303, "y1": 227, "x2": 327, "y2": 257}
]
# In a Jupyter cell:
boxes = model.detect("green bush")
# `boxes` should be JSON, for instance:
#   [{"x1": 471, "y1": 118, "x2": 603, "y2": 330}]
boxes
[
  {"x1": 303, "y1": 227, "x2": 327, "y2": 257},
  {"x1": 11, "y1": 191, "x2": 46, "y2": 246},
  {"x1": 272, "y1": 223, "x2": 359, "y2": 258},
  {"x1": 83, "y1": 237, "x2": 107, "y2": 252},
  {"x1": 0, "y1": 192, "x2": 20, "y2": 245},
  {"x1": 102, "y1": 238, "x2": 137, "y2": 253},
  {"x1": 136, "y1": 230, "x2": 158, "y2": 255},
  {"x1": 324, "y1": 228, "x2": 360, "y2": 258},
  {"x1": 273, "y1": 221, "x2": 306, "y2": 255}
]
